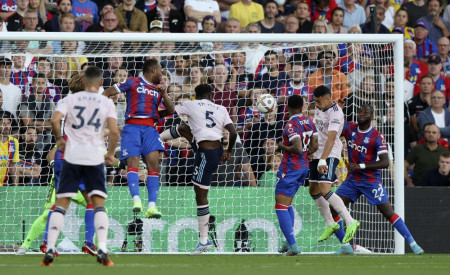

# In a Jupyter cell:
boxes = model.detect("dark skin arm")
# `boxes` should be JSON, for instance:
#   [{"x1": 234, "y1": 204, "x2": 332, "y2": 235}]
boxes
[
  {"x1": 308, "y1": 135, "x2": 319, "y2": 157},
  {"x1": 157, "y1": 85, "x2": 175, "y2": 117},
  {"x1": 347, "y1": 153, "x2": 390, "y2": 172},
  {"x1": 223, "y1": 123, "x2": 237, "y2": 162},
  {"x1": 102, "y1": 86, "x2": 117, "y2": 98},
  {"x1": 277, "y1": 137, "x2": 303, "y2": 154}
]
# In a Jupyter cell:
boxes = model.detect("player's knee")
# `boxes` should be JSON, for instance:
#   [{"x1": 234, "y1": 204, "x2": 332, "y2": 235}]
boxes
[
  {"x1": 54, "y1": 206, "x2": 67, "y2": 215},
  {"x1": 310, "y1": 193, "x2": 321, "y2": 200},
  {"x1": 94, "y1": 206, "x2": 106, "y2": 213}
]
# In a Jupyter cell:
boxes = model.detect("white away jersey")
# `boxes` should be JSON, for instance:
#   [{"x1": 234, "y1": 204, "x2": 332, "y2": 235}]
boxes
[
  {"x1": 55, "y1": 91, "x2": 117, "y2": 165},
  {"x1": 313, "y1": 103, "x2": 344, "y2": 159},
  {"x1": 175, "y1": 99, "x2": 233, "y2": 143}
]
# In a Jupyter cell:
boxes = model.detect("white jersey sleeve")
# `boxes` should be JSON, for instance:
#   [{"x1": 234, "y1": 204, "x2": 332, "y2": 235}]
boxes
[
  {"x1": 175, "y1": 99, "x2": 232, "y2": 143},
  {"x1": 56, "y1": 91, "x2": 117, "y2": 165},
  {"x1": 313, "y1": 103, "x2": 344, "y2": 159}
]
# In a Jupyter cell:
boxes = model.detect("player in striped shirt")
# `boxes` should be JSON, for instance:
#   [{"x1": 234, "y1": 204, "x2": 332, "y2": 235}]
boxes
[
  {"x1": 103, "y1": 59, "x2": 175, "y2": 218},
  {"x1": 309, "y1": 85, "x2": 360, "y2": 244},
  {"x1": 276, "y1": 95, "x2": 318, "y2": 256},
  {"x1": 332, "y1": 105, "x2": 424, "y2": 255}
]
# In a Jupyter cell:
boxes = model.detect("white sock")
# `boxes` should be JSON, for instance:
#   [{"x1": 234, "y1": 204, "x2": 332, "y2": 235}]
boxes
[
  {"x1": 198, "y1": 214, "x2": 210, "y2": 244},
  {"x1": 47, "y1": 210, "x2": 65, "y2": 251},
  {"x1": 133, "y1": 195, "x2": 141, "y2": 203},
  {"x1": 313, "y1": 195, "x2": 335, "y2": 226},
  {"x1": 326, "y1": 192, "x2": 354, "y2": 225},
  {"x1": 94, "y1": 209, "x2": 109, "y2": 252},
  {"x1": 148, "y1": 201, "x2": 156, "y2": 208}
]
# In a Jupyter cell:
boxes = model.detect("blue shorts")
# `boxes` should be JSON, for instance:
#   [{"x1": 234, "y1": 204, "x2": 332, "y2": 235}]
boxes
[
  {"x1": 120, "y1": 124, "x2": 165, "y2": 161},
  {"x1": 309, "y1": 158, "x2": 339, "y2": 184},
  {"x1": 336, "y1": 179, "x2": 389, "y2": 205},
  {"x1": 192, "y1": 147, "x2": 223, "y2": 189},
  {"x1": 56, "y1": 160, "x2": 107, "y2": 199},
  {"x1": 54, "y1": 150, "x2": 85, "y2": 192},
  {"x1": 275, "y1": 168, "x2": 308, "y2": 197}
]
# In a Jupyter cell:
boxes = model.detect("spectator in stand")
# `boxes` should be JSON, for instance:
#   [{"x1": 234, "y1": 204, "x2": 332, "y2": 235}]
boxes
[
  {"x1": 306, "y1": 50, "x2": 350, "y2": 101},
  {"x1": 408, "y1": 74, "x2": 433, "y2": 136},
  {"x1": 86, "y1": 4, "x2": 118, "y2": 32},
  {"x1": 170, "y1": 55, "x2": 188, "y2": 85},
  {"x1": 255, "y1": 50, "x2": 290, "y2": 95},
  {"x1": 295, "y1": 1, "x2": 313, "y2": 33},
  {"x1": 343, "y1": 75, "x2": 376, "y2": 122},
  {"x1": 29, "y1": 0, "x2": 46, "y2": 25},
  {"x1": 0, "y1": 58, "x2": 22, "y2": 119},
  {"x1": 0, "y1": 89, "x2": 18, "y2": 132},
  {"x1": 347, "y1": 50, "x2": 380, "y2": 93},
  {"x1": 250, "y1": 136, "x2": 277, "y2": 180},
  {"x1": 229, "y1": 51, "x2": 254, "y2": 101},
  {"x1": 23, "y1": 9, "x2": 52, "y2": 52},
  {"x1": 284, "y1": 15, "x2": 300, "y2": 34},
  {"x1": 19, "y1": 74, "x2": 55, "y2": 151},
  {"x1": 404, "y1": 39, "x2": 428, "y2": 87},
  {"x1": 418, "y1": 90, "x2": 450, "y2": 140},
  {"x1": 400, "y1": 0, "x2": 427, "y2": 28},
  {"x1": 0, "y1": 0, "x2": 16, "y2": 21},
  {"x1": 184, "y1": 0, "x2": 221, "y2": 31},
  {"x1": 415, "y1": 55, "x2": 450, "y2": 100},
  {"x1": 212, "y1": 130, "x2": 257, "y2": 187},
  {"x1": 34, "y1": 57, "x2": 61, "y2": 102},
  {"x1": 146, "y1": 0, "x2": 184, "y2": 33},
  {"x1": 6, "y1": 0, "x2": 28, "y2": 32},
  {"x1": 115, "y1": 0, "x2": 148, "y2": 32},
  {"x1": 258, "y1": 0, "x2": 285, "y2": 33},
  {"x1": 211, "y1": 65, "x2": 238, "y2": 122},
  {"x1": 413, "y1": 21, "x2": 437, "y2": 63},
  {"x1": 51, "y1": 13, "x2": 84, "y2": 54},
  {"x1": 201, "y1": 15, "x2": 217, "y2": 33},
  {"x1": 307, "y1": 0, "x2": 338, "y2": 22},
  {"x1": 44, "y1": 0, "x2": 82, "y2": 32},
  {"x1": 229, "y1": 0, "x2": 264, "y2": 32},
  {"x1": 237, "y1": 87, "x2": 263, "y2": 138},
  {"x1": 61, "y1": 41, "x2": 88, "y2": 73},
  {"x1": 405, "y1": 123, "x2": 448, "y2": 186},
  {"x1": 361, "y1": 5, "x2": 390, "y2": 34},
  {"x1": 10, "y1": 52, "x2": 33, "y2": 97},
  {"x1": 364, "y1": 0, "x2": 395, "y2": 29},
  {"x1": 136, "y1": 0, "x2": 157, "y2": 13},
  {"x1": 71, "y1": 0, "x2": 99, "y2": 32},
  {"x1": 339, "y1": 0, "x2": 365, "y2": 29},
  {"x1": 183, "y1": 66, "x2": 206, "y2": 95},
  {"x1": 103, "y1": 56, "x2": 124, "y2": 88},
  {"x1": 0, "y1": 112, "x2": 21, "y2": 186},
  {"x1": 18, "y1": 127, "x2": 42, "y2": 185},
  {"x1": 327, "y1": 7, "x2": 346, "y2": 33},
  {"x1": 389, "y1": 8, "x2": 414, "y2": 39},
  {"x1": 49, "y1": 57, "x2": 70, "y2": 98},
  {"x1": 419, "y1": 151, "x2": 450, "y2": 186},
  {"x1": 224, "y1": 17, "x2": 240, "y2": 33},
  {"x1": 258, "y1": 152, "x2": 282, "y2": 187},
  {"x1": 417, "y1": 0, "x2": 450, "y2": 42},
  {"x1": 437, "y1": 37, "x2": 450, "y2": 78}
]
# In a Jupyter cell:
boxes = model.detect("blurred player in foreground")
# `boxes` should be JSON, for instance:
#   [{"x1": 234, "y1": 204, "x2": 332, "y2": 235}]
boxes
[
  {"x1": 276, "y1": 95, "x2": 318, "y2": 256},
  {"x1": 332, "y1": 105, "x2": 424, "y2": 255},
  {"x1": 42, "y1": 67, "x2": 119, "y2": 266}
]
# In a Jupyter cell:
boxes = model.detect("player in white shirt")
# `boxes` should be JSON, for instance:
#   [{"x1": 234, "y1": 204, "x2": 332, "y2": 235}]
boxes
[
  {"x1": 42, "y1": 67, "x2": 119, "y2": 267},
  {"x1": 174, "y1": 84, "x2": 237, "y2": 255},
  {"x1": 309, "y1": 86, "x2": 360, "y2": 245}
]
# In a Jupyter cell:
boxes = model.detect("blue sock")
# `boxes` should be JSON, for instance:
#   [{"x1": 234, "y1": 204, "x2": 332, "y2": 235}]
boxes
[
  {"x1": 84, "y1": 204, "x2": 95, "y2": 246},
  {"x1": 288, "y1": 205, "x2": 295, "y2": 230},
  {"x1": 334, "y1": 217, "x2": 345, "y2": 243},
  {"x1": 43, "y1": 209, "x2": 53, "y2": 242},
  {"x1": 147, "y1": 171, "x2": 159, "y2": 203},
  {"x1": 390, "y1": 214, "x2": 415, "y2": 245},
  {"x1": 276, "y1": 204, "x2": 296, "y2": 246},
  {"x1": 127, "y1": 168, "x2": 140, "y2": 198}
]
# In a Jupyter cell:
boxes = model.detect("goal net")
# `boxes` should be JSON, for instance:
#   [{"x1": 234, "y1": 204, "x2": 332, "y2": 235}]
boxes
[{"x1": 0, "y1": 33, "x2": 404, "y2": 254}]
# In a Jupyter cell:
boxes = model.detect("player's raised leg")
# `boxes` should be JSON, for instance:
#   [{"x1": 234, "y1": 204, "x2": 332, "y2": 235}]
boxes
[
  {"x1": 16, "y1": 209, "x2": 50, "y2": 255},
  {"x1": 329, "y1": 196, "x2": 354, "y2": 255}
]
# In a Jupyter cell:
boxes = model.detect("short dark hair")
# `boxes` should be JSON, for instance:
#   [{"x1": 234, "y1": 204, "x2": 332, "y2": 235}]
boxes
[
  {"x1": 440, "y1": 151, "x2": 450, "y2": 159},
  {"x1": 331, "y1": 7, "x2": 344, "y2": 17},
  {"x1": 313, "y1": 85, "x2": 331, "y2": 97},
  {"x1": 423, "y1": 122, "x2": 436, "y2": 132},
  {"x1": 195, "y1": 84, "x2": 212, "y2": 98},
  {"x1": 0, "y1": 58, "x2": 12, "y2": 67},
  {"x1": 288, "y1": 95, "x2": 304, "y2": 109},
  {"x1": 359, "y1": 104, "x2": 374, "y2": 116},
  {"x1": 84, "y1": 66, "x2": 102, "y2": 80},
  {"x1": 143, "y1": 58, "x2": 160, "y2": 74},
  {"x1": 264, "y1": 0, "x2": 278, "y2": 8},
  {"x1": 318, "y1": 50, "x2": 336, "y2": 61},
  {"x1": 33, "y1": 73, "x2": 47, "y2": 80},
  {"x1": 264, "y1": 50, "x2": 278, "y2": 58}
]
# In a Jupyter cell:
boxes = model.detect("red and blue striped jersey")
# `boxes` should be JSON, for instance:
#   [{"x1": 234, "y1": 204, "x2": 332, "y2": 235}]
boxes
[
  {"x1": 237, "y1": 107, "x2": 261, "y2": 129},
  {"x1": 0, "y1": 0, "x2": 17, "y2": 12},
  {"x1": 342, "y1": 122, "x2": 388, "y2": 183},
  {"x1": 113, "y1": 77, "x2": 162, "y2": 123},
  {"x1": 414, "y1": 39, "x2": 437, "y2": 59},
  {"x1": 280, "y1": 114, "x2": 317, "y2": 173},
  {"x1": 10, "y1": 69, "x2": 36, "y2": 97}
]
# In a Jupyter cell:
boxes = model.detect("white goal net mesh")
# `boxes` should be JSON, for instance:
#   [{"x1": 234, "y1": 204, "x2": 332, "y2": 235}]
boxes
[{"x1": 0, "y1": 35, "x2": 399, "y2": 254}]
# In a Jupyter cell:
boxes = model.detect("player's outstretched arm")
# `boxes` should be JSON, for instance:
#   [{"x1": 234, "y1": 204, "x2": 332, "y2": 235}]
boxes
[
  {"x1": 102, "y1": 86, "x2": 118, "y2": 98},
  {"x1": 320, "y1": 130, "x2": 338, "y2": 160},
  {"x1": 347, "y1": 153, "x2": 389, "y2": 172},
  {"x1": 105, "y1": 118, "x2": 120, "y2": 166},
  {"x1": 158, "y1": 85, "x2": 175, "y2": 117},
  {"x1": 51, "y1": 111, "x2": 66, "y2": 151},
  {"x1": 277, "y1": 137, "x2": 303, "y2": 154},
  {"x1": 223, "y1": 123, "x2": 237, "y2": 162}
]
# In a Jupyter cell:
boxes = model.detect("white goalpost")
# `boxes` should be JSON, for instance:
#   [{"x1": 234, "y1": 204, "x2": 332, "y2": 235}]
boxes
[{"x1": 0, "y1": 32, "x2": 404, "y2": 254}]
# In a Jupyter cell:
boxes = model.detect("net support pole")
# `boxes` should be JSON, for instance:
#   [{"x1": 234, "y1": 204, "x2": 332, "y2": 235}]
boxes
[{"x1": 393, "y1": 35, "x2": 405, "y2": 255}]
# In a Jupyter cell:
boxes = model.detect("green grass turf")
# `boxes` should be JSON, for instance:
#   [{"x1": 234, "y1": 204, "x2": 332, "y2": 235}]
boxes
[{"x1": 1, "y1": 254, "x2": 449, "y2": 275}]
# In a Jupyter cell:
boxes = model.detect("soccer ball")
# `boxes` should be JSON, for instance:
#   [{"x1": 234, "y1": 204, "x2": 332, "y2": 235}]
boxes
[{"x1": 256, "y1": 94, "x2": 277, "y2": 113}]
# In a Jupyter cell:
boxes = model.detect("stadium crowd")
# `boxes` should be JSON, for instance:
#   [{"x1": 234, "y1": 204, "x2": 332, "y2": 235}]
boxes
[{"x1": 0, "y1": 0, "x2": 450, "y2": 187}]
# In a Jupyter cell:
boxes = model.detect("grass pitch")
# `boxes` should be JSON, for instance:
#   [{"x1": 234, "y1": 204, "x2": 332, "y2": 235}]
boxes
[{"x1": 1, "y1": 254, "x2": 449, "y2": 275}]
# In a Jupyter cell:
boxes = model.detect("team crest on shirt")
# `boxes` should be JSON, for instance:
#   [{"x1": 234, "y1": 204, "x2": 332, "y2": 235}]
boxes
[
  {"x1": 9, "y1": 147, "x2": 15, "y2": 153},
  {"x1": 122, "y1": 149, "x2": 128, "y2": 156},
  {"x1": 364, "y1": 137, "x2": 370, "y2": 143}
]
